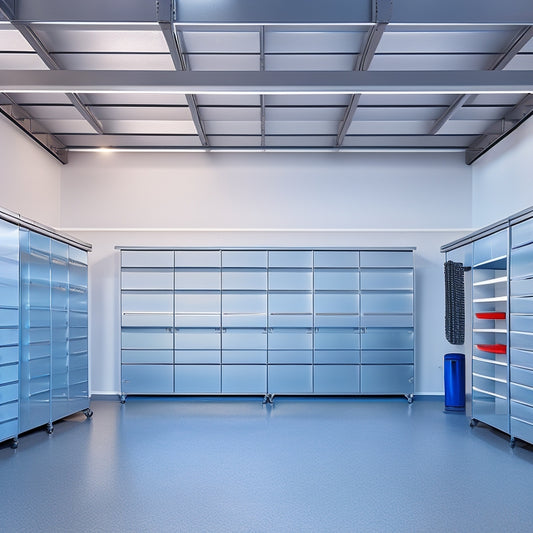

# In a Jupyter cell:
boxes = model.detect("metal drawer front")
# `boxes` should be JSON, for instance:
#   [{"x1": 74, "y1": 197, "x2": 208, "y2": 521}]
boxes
[
  {"x1": 361, "y1": 350, "x2": 414, "y2": 364},
  {"x1": 268, "y1": 365, "x2": 313, "y2": 394},
  {"x1": 175, "y1": 329, "x2": 221, "y2": 350},
  {"x1": 122, "y1": 291, "x2": 173, "y2": 312},
  {"x1": 0, "y1": 419, "x2": 18, "y2": 442},
  {"x1": 268, "y1": 329, "x2": 312, "y2": 350},
  {"x1": 122, "y1": 364, "x2": 173, "y2": 394},
  {"x1": 0, "y1": 329, "x2": 19, "y2": 346},
  {"x1": 222, "y1": 365, "x2": 266, "y2": 393},
  {"x1": 360, "y1": 251, "x2": 413, "y2": 268},
  {"x1": 511, "y1": 279, "x2": 533, "y2": 297},
  {"x1": 122, "y1": 313, "x2": 173, "y2": 327},
  {"x1": 222, "y1": 292, "x2": 267, "y2": 327},
  {"x1": 315, "y1": 329, "x2": 359, "y2": 350},
  {"x1": 0, "y1": 282, "x2": 18, "y2": 307},
  {"x1": 121, "y1": 350, "x2": 173, "y2": 364},
  {"x1": 175, "y1": 365, "x2": 220, "y2": 393},
  {"x1": 313, "y1": 251, "x2": 359, "y2": 268},
  {"x1": 511, "y1": 315, "x2": 533, "y2": 332},
  {"x1": 122, "y1": 329, "x2": 173, "y2": 350},
  {"x1": 269, "y1": 270, "x2": 312, "y2": 291},
  {"x1": 511, "y1": 399, "x2": 533, "y2": 422},
  {"x1": 69, "y1": 338, "x2": 88, "y2": 354},
  {"x1": 511, "y1": 366, "x2": 533, "y2": 389},
  {"x1": 69, "y1": 310, "x2": 87, "y2": 327},
  {"x1": 222, "y1": 270, "x2": 267, "y2": 291},
  {"x1": 511, "y1": 417, "x2": 533, "y2": 444},
  {"x1": 222, "y1": 329, "x2": 267, "y2": 350},
  {"x1": 314, "y1": 365, "x2": 360, "y2": 394},
  {"x1": 360, "y1": 269, "x2": 413, "y2": 290},
  {"x1": 473, "y1": 230, "x2": 507, "y2": 266},
  {"x1": 1, "y1": 363, "x2": 19, "y2": 384},
  {"x1": 314, "y1": 292, "x2": 358, "y2": 315},
  {"x1": 474, "y1": 358, "x2": 507, "y2": 383},
  {"x1": 121, "y1": 269, "x2": 174, "y2": 290},
  {"x1": 510, "y1": 348, "x2": 533, "y2": 370},
  {"x1": 0, "y1": 308, "x2": 19, "y2": 326},
  {"x1": 269, "y1": 251, "x2": 312, "y2": 268},
  {"x1": 174, "y1": 350, "x2": 220, "y2": 364},
  {"x1": 511, "y1": 296, "x2": 533, "y2": 314},
  {"x1": 0, "y1": 346, "x2": 18, "y2": 365},
  {"x1": 314, "y1": 269, "x2": 358, "y2": 291},
  {"x1": 314, "y1": 350, "x2": 359, "y2": 364},
  {"x1": 510, "y1": 331, "x2": 533, "y2": 351},
  {"x1": 0, "y1": 383, "x2": 18, "y2": 404},
  {"x1": 361, "y1": 314, "x2": 413, "y2": 327},
  {"x1": 175, "y1": 292, "x2": 221, "y2": 327},
  {"x1": 473, "y1": 374, "x2": 508, "y2": 401},
  {"x1": 222, "y1": 250, "x2": 267, "y2": 268},
  {"x1": 69, "y1": 353, "x2": 88, "y2": 372},
  {"x1": 175, "y1": 250, "x2": 220, "y2": 268},
  {"x1": 511, "y1": 243, "x2": 533, "y2": 279},
  {"x1": 25, "y1": 308, "x2": 50, "y2": 328},
  {"x1": 175, "y1": 270, "x2": 221, "y2": 290},
  {"x1": 122, "y1": 250, "x2": 174, "y2": 268},
  {"x1": 267, "y1": 350, "x2": 313, "y2": 364},
  {"x1": 361, "y1": 292, "x2": 413, "y2": 315},
  {"x1": 361, "y1": 364, "x2": 414, "y2": 394},
  {"x1": 269, "y1": 293, "x2": 313, "y2": 327},
  {"x1": 512, "y1": 218, "x2": 533, "y2": 248},
  {"x1": 511, "y1": 383, "x2": 533, "y2": 406},
  {"x1": 361, "y1": 328, "x2": 414, "y2": 350},
  {"x1": 222, "y1": 350, "x2": 267, "y2": 364}
]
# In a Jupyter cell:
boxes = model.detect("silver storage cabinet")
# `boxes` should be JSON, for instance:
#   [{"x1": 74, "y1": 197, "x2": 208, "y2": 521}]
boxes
[
  {"x1": 0, "y1": 219, "x2": 20, "y2": 448},
  {"x1": 120, "y1": 247, "x2": 415, "y2": 400}
]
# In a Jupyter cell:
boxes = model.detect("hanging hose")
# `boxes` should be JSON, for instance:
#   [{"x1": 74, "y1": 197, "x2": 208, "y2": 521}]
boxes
[{"x1": 444, "y1": 260, "x2": 465, "y2": 345}]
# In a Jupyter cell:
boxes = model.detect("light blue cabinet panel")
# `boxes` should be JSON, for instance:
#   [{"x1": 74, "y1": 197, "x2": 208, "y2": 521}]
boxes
[
  {"x1": 175, "y1": 365, "x2": 220, "y2": 393},
  {"x1": 175, "y1": 250, "x2": 220, "y2": 268},
  {"x1": 175, "y1": 292, "x2": 220, "y2": 327},
  {"x1": 122, "y1": 365, "x2": 173, "y2": 394},
  {"x1": 175, "y1": 350, "x2": 220, "y2": 364},
  {"x1": 268, "y1": 365, "x2": 313, "y2": 394},
  {"x1": 511, "y1": 242, "x2": 533, "y2": 279},
  {"x1": 269, "y1": 270, "x2": 312, "y2": 290},
  {"x1": 510, "y1": 348, "x2": 533, "y2": 370},
  {"x1": 361, "y1": 314, "x2": 413, "y2": 327},
  {"x1": 122, "y1": 328, "x2": 173, "y2": 349},
  {"x1": 360, "y1": 269, "x2": 413, "y2": 290},
  {"x1": 313, "y1": 251, "x2": 359, "y2": 268},
  {"x1": 222, "y1": 350, "x2": 267, "y2": 364},
  {"x1": 0, "y1": 280, "x2": 19, "y2": 306},
  {"x1": 314, "y1": 292, "x2": 358, "y2": 314},
  {"x1": 473, "y1": 230, "x2": 508, "y2": 267},
  {"x1": 122, "y1": 269, "x2": 174, "y2": 290},
  {"x1": 222, "y1": 292, "x2": 267, "y2": 327},
  {"x1": 314, "y1": 269, "x2": 359, "y2": 291},
  {"x1": 269, "y1": 250, "x2": 312, "y2": 268},
  {"x1": 1, "y1": 363, "x2": 19, "y2": 383},
  {"x1": 361, "y1": 350, "x2": 414, "y2": 364},
  {"x1": 0, "y1": 309, "x2": 18, "y2": 327},
  {"x1": 511, "y1": 279, "x2": 533, "y2": 296},
  {"x1": 122, "y1": 250, "x2": 174, "y2": 268},
  {"x1": 269, "y1": 292, "x2": 312, "y2": 327},
  {"x1": 0, "y1": 329, "x2": 19, "y2": 346},
  {"x1": 510, "y1": 331, "x2": 533, "y2": 351},
  {"x1": 512, "y1": 217, "x2": 533, "y2": 248},
  {"x1": 314, "y1": 350, "x2": 359, "y2": 364},
  {"x1": 360, "y1": 365, "x2": 414, "y2": 394},
  {"x1": 314, "y1": 365, "x2": 360, "y2": 394},
  {"x1": 0, "y1": 382, "x2": 18, "y2": 404},
  {"x1": 511, "y1": 315, "x2": 533, "y2": 333},
  {"x1": 510, "y1": 296, "x2": 533, "y2": 314},
  {"x1": 511, "y1": 417, "x2": 533, "y2": 444},
  {"x1": 361, "y1": 328, "x2": 414, "y2": 350},
  {"x1": 0, "y1": 403, "x2": 16, "y2": 422},
  {"x1": 268, "y1": 329, "x2": 313, "y2": 350},
  {"x1": 315, "y1": 329, "x2": 359, "y2": 350},
  {"x1": 361, "y1": 292, "x2": 413, "y2": 315},
  {"x1": 510, "y1": 383, "x2": 533, "y2": 406},
  {"x1": 222, "y1": 270, "x2": 267, "y2": 290},
  {"x1": 222, "y1": 365, "x2": 266, "y2": 393},
  {"x1": 360, "y1": 251, "x2": 413, "y2": 268},
  {"x1": 122, "y1": 292, "x2": 173, "y2": 327},
  {"x1": 511, "y1": 365, "x2": 533, "y2": 389},
  {"x1": 268, "y1": 350, "x2": 313, "y2": 364},
  {"x1": 0, "y1": 420, "x2": 18, "y2": 442},
  {"x1": 222, "y1": 328, "x2": 267, "y2": 350},
  {"x1": 0, "y1": 346, "x2": 18, "y2": 365},
  {"x1": 222, "y1": 250, "x2": 267, "y2": 268},
  {"x1": 511, "y1": 401, "x2": 533, "y2": 426},
  {"x1": 122, "y1": 350, "x2": 174, "y2": 364},
  {"x1": 175, "y1": 269, "x2": 221, "y2": 290},
  {"x1": 175, "y1": 329, "x2": 220, "y2": 350}
]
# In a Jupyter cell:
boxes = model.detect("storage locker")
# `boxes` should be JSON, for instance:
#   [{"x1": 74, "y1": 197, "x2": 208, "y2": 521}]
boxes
[
  {"x1": 268, "y1": 365, "x2": 313, "y2": 394},
  {"x1": 175, "y1": 365, "x2": 220, "y2": 393},
  {"x1": 314, "y1": 365, "x2": 360, "y2": 393},
  {"x1": 222, "y1": 365, "x2": 266, "y2": 393}
]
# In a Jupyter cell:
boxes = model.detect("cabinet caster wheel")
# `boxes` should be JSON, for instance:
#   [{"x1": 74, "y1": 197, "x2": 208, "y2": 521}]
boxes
[
  {"x1": 83, "y1": 408, "x2": 93, "y2": 418},
  {"x1": 120, "y1": 395, "x2": 126, "y2": 404},
  {"x1": 406, "y1": 394, "x2": 414, "y2": 404},
  {"x1": 470, "y1": 419, "x2": 478, "y2": 428},
  {"x1": 510, "y1": 437, "x2": 516, "y2": 448},
  {"x1": 46, "y1": 424, "x2": 54, "y2": 435},
  {"x1": 10, "y1": 439, "x2": 18, "y2": 449}
]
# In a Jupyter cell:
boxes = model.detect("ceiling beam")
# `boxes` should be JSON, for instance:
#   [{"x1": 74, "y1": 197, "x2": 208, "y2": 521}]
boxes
[
  {"x1": 0, "y1": 93, "x2": 67, "y2": 163},
  {"x1": 465, "y1": 94, "x2": 533, "y2": 164},
  {"x1": 1, "y1": 69, "x2": 532, "y2": 95},
  {"x1": 7, "y1": 0, "x2": 533, "y2": 24},
  {"x1": 430, "y1": 25, "x2": 533, "y2": 135},
  {"x1": 158, "y1": 4, "x2": 209, "y2": 148},
  {"x1": 260, "y1": 26, "x2": 266, "y2": 148}
]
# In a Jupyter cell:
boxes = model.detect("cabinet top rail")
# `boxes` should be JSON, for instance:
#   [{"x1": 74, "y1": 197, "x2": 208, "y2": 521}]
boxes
[
  {"x1": 0, "y1": 206, "x2": 92, "y2": 252},
  {"x1": 116, "y1": 246, "x2": 416, "y2": 252}
]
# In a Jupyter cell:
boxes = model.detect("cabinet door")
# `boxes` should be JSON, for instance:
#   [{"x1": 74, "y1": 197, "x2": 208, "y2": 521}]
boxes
[
  {"x1": 174, "y1": 365, "x2": 220, "y2": 393},
  {"x1": 268, "y1": 365, "x2": 313, "y2": 394},
  {"x1": 222, "y1": 365, "x2": 266, "y2": 393},
  {"x1": 314, "y1": 365, "x2": 360, "y2": 394},
  {"x1": 361, "y1": 365, "x2": 414, "y2": 394},
  {"x1": 122, "y1": 250, "x2": 174, "y2": 268},
  {"x1": 122, "y1": 365, "x2": 173, "y2": 394}
]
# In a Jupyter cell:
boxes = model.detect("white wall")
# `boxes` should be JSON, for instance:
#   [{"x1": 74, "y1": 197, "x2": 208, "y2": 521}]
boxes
[
  {"x1": 61, "y1": 150, "x2": 472, "y2": 397},
  {"x1": 472, "y1": 117, "x2": 533, "y2": 228},
  {"x1": 0, "y1": 114, "x2": 62, "y2": 226}
]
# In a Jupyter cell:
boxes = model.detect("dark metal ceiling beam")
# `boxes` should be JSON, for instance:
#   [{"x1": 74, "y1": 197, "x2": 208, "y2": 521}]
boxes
[
  {"x1": 260, "y1": 26, "x2": 265, "y2": 148},
  {"x1": 0, "y1": 93, "x2": 67, "y2": 163},
  {"x1": 465, "y1": 93, "x2": 533, "y2": 164},
  {"x1": 430, "y1": 25, "x2": 533, "y2": 135},
  {"x1": 3, "y1": 69, "x2": 532, "y2": 94},
  {"x1": 8, "y1": 0, "x2": 533, "y2": 24},
  {"x1": 158, "y1": 2, "x2": 208, "y2": 147}
]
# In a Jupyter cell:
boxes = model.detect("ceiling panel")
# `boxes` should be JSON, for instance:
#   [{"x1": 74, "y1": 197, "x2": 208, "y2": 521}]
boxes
[
  {"x1": 18, "y1": 105, "x2": 81, "y2": 120},
  {"x1": 266, "y1": 135, "x2": 336, "y2": 147},
  {"x1": 51, "y1": 53, "x2": 175, "y2": 70},
  {"x1": 370, "y1": 53, "x2": 498, "y2": 70},
  {"x1": 266, "y1": 54, "x2": 356, "y2": 70},
  {"x1": 199, "y1": 107, "x2": 260, "y2": 121},
  {"x1": 196, "y1": 95, "x2": 260, "y2": 106},
  {"x1": 90, "y1": 106, "x2": 193, "y2": 121},
  {"x1": 470, "y1": 94, "x2": 525, "y2": 106},
  {"x1": 84, "y1": 94, "x2": 189, "y2": 106},
  {"x1": 10, "y1": 93, "x2": 72, "y2": 105},
  {"x1": 265, "y1": 95, "x2": 351, "y2": 106},
  {"x1": 504, "y1": 54, "x2": 533, "y2": 70},
  {"x1": 265, "y1": 30, "x2": 366, "y2": 53},
  {"x1": 180, "y1": 31, "x2": 259, "y2": 53},
  {"x1": 58, "y1": 134, "x2": 203, "y2": 147},
  {"x1": 204, "y1": 121, "x2": 261, "y2": 135},
  {"x1": 266, "y1": 107, "x2": 346, "y2": 121},
  {"x1": 347, "y1": 121, "x2": 432, "y2": 135},
  {"x1": 358, "y1": 94, "x2": 457, "y2": 106},
  {"x1": 266, "y1": 121, "x2": 339, "y2": 135},
  {"x1": 0, "y1": 53, "x2": 47, "y2": 69},
  {"x1": 187, "y1": 54, "x2": 259, "y2": 71},
  {"x1": 453, "y1": 106, "x2": 514, "y2": 120},
  {"x1": 438, "y1": 120, "x2": 498, "y2": 135},
  {"x1": 342, "y1": 135, "x2": 478, "y2": 147},
  {"x1": 208, "y1": 136, "x2": 262, "y2": 147},
  {"x1": 353, "y1": 107, "x2": 444, "y2": 121},
  {"x1": 34, "y1": 119, "x2": 97, "y2": 134},
  {"x1": 0, "y1": 27, "x2": 34, "y2": 51},
  {"x1": 101, "y1": 120, "x2": 198, "y2": 135}
]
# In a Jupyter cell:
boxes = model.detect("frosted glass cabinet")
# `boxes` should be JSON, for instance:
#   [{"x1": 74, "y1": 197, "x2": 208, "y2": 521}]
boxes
[
  {"x1": 120, "y1": 248, "x2": 415, "y2": 401},
  {"x1": 0, "y1": 209, "x2": 91, "y2": 449}
]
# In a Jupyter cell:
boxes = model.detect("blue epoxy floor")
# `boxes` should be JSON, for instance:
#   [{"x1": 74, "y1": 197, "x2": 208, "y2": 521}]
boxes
[{"x1": 1, "y1": 397, "x2": 533, "y2": 533}]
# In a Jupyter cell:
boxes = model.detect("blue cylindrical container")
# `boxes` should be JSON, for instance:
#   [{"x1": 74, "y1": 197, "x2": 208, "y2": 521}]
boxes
[{"x1": 444, "y1": 353, "x2": 465, "y2": 411}]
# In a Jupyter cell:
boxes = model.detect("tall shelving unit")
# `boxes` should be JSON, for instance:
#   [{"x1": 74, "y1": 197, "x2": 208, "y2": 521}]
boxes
[{"x1": 120, "y1": 247, "x2": 415, "y2": 402}]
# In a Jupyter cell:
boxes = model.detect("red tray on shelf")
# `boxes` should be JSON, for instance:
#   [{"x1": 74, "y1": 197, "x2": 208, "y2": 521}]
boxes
[
  {"x1": 475, "y1": 344, "x2": 507, "y2": 354},
  {"x1": 475, "y1": 312, "x2": 506, "y2": 320}
]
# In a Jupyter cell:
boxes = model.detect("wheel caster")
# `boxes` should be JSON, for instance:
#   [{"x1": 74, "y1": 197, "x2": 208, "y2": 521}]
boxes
[
  {"x1": 470, "y1": 419, "x2": 478, "y2": 428},
  {"x1": 46, "y1": 424, "x2": 54, "y2": 435},
  {"x1": 120, "y1": 394, "x2": 126, "y2": 404},
  {"x1": 10, "y1": 439, "x2": 18, "y2": 449},
  {"x1": 83, "y1": 408, "x2": 93, "y2": 418},
  {"x1": 262, "y1": 393, "x2": 274, "y2": 404},
  {"x1": 406, "y1": 394, "x2": 414, "y2": 404},
  {"x1": 510, "y1": 437, "x2": 516, "y2": 448}
]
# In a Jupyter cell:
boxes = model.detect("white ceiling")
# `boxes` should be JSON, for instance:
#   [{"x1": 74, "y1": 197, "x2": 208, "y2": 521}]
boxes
[{"x1": 0, "y1": 0, "x2": 532, "y2": 164}]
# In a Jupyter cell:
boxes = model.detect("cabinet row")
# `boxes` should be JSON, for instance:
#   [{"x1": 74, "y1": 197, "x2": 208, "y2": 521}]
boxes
[{"x1": 122, "y1": 363, "x2": 414, "y2": 395}]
